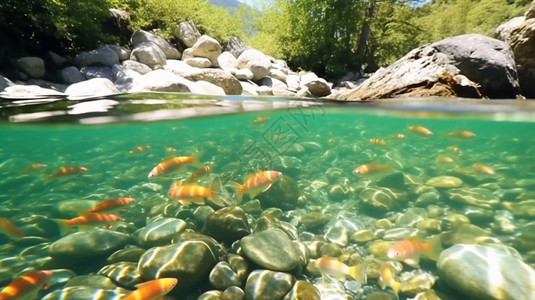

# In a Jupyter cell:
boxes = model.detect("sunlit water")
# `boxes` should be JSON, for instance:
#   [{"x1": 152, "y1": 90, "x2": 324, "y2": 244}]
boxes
[{"x1": 1, "y1": 93, "x2": 535, "y2": 299}]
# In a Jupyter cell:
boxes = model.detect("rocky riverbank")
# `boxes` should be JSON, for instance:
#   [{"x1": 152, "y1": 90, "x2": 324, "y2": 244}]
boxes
[{"x1": 2, "y1": 3, "x2": 535, "y2": 102}]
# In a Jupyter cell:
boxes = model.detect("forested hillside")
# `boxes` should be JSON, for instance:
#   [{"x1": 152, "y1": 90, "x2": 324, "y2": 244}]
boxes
[{"x1": 0, "y1": 0, "x2": 530, "y2": 79}]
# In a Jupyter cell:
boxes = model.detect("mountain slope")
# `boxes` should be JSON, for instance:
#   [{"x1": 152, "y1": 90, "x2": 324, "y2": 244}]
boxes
[{"x1": 210, "y1": 0, "x2": 242, "y2": 9}]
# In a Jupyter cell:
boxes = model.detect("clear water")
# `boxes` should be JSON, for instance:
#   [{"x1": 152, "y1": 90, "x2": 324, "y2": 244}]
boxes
[{"x1": 1, "y1": 93, "x2": 535, "y2": 299}]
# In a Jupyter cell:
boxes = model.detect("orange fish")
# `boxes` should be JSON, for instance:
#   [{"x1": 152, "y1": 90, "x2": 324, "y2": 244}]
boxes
[
  {"x1": 314, "y1": 257, "x2": 367, "y2": 283},
  {"x1": 447, "y1": 130, "x2": 476, "y2": 139},
  {"x1": 369, "y1": 138, "x2": 387, "y2": 146},
  {"x1": 251, "y1": 116, "x2": 270, "y2": 124},
  {"x1": 472, "y1": 163, "x2": 495, "y2": 175},
  {"x1": 353, "y1": 163, "x2": 390, "y2": 174},
  {"x1": 0, "y1": 218, "x2": 24, "y2": 240},
  {"x1": 0, "y1": 270, "x2": 53, "y2": 299},
  {"x1": 129, "y1": 145, "x2": 151, "y2": 154},
  {"x1": 447, "y1": 145, "x2": 462, "y2": 155},
  {"x1": 53, "y1": 213, "x2": 121, "y2": 235},
  {"x1": 231, "y1": 171, "x2": 283, "y2": 204},
  {"x1": 47, "y1": 166, "x2": 89, "y2": 179},
  {"x1": 185, "y1": 165, "x2": 212, "y2": 182},
  {"x1": 408, "y1": 125, "x2": 433, "y2": 136},
  {"x1": 379, "y1": 262, "x2": 401, "y2": 295},
  {"x1": 25, "y1": 163, "x2": 48, "y2": 172},
  {"x1": 390, "y1": 133, "x2": 406, "y2": 139},
  {"x1": 148, "y1": 153, "x2": 201, "y2": 178},
  {"x1": 124, "y1": 278, "x2": 178, "y2": 300},
  {"x1": 387, "y1": 236, "x2": 442, "y2": 268},
  {"x1": 168, "y1": 179, "x2": 224, "y2": 206},
  {"x1": 88, "y1": 197, "x2": 135, "y2": 213}
]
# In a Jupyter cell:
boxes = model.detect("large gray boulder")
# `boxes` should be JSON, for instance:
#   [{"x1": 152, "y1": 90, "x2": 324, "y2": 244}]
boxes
[
  {"x1": 184, "y1": 69, "x2": 242, "y2": 95},
  {"x1": 190, "y1": 35, "x2": 222, "y2": 67},
  {"x1": 60, "y1": 66, "x2": 86, "y2": 84},
  {"x1": 75, "y1": 46, "x2": 120, "y2": 67},
  {"x1": 65, "y1": 78, "x2": 120, "y2": 98},
  {"x1": 236, "y1": 49, "x2": 271, "y2": 81},
  {"x1": 494, "y1": 2, "x2": 535, "y2": 97},
  {"x1": 174, "y1": 20, "x2": 201, "y2": 48},
  {"x1": 131, "y1": 29, "x2": 181, "y2": 59},
  {"x1": 128, "y1": 70, "x2": 193, "y2": 93},
  {"x1": 338, "y1": 34, "x2": 519, "y2": 100},
  {"x1": 17, "y1": 57, "x2": 46, "y2": 78},
  {"x1": 0, "y1": 75, "x2": 10, "y2": 92},
  {"x1": 130, "y1": 42, "x2": 167, "y2": 69},
  {"x1": 225, "y1": 36, "x2": 250, "y2": 58}
]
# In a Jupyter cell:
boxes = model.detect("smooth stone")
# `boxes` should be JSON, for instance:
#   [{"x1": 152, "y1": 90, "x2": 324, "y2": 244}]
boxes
[
  {"x1": 304, "y1": 78, "x2": 331, "y2": 97},
  {"x1": 113, "y1": 64, "x2": 141, "y2": 92},
  {"x1": 382, "y1": 227, "x2": 419, "y2": 241},
  {"x1": 75, "y1": 46, "x2": 120, "y2": 67},
  {"x1": 42, "y1": 286, "x2": 129, "y2": 300},
  {"x1": 441, "y1": 223, "x2": 493, "y2": 248},
  {"x1": 368, "y1": 241, "x2": 395, "y2": 259},
  {"x1": 228, "y1": 254, "x2": 249, "y2": 282},
  {"x1": 236, "y1": 49, "x2": 271, "y2": 81},
  {"x1": 244, "y1": 270, "x2": 295, "y2": 300},
  {"x1": 199, "y1": 290, "x2": 222, "y2": 300},
  {"x1": 503, "y1": 200, "x2": 535, "y2": 218},
  {"x1": 319, "y1": 243, "x2": 343, "y2": 257},
  {"x1": 80, "y1": 66, "x2": 113, "y2": 81},
  {"x1": 242, "y1": 199, "x2": 262, "y2": 215},
  {"x1": 98, "y1": 262, "x2": 142, "y2": 287},
  {"x1": 138, "y1": 236, "x2": 223, "y2": 291},
  {"x1": 324, "y1": 226, "x2": 348, "y2": 247},
  {"x1": 184, "y1": 57, "x2": 211, "y2": 68},
  {"x1": 446, "y1": 187, "x2": 500, "y2": 209},
  {"x1": 395, "y1": 212, "x2": 425, "y2": 227},
  {"x1": 184, "y1": 68, "x2": 242, "y2": 95},
  {"x1": 283, "y1": 280, "x2": 321, "y2": 300},
  {"x1": 492, "y1": 214, "x2": 516, "y2": 234},
  {"x1": 222, "y1": 286, "x2": 245, "y2": 300},
  {"x1": 194, "y1": 205, "x2": 215, "y2": 225},
  {"x1": 437, "y1": 244, "x2": 535, "y2": 300},
  {"x1": 299, "y1": 212, "x2": 331, "y2": 230},
  {"x1": 17, "y1": 56, "x2": 46, "y2": 78},
  {"x1": 122, "y1": 60, "x2": 152, "y2": 74},
  {"x1": 130, "y1": 42, "x2": 167, "y2": 69},
  {"x1": 235, "y1": 68, "x2": 254, "y2": 80},
  {"x1": 256, "y1": 175, "x2": 299, "y2": 211},
  {"x1": 134, "y1": 217, "x2": 186, "y2": 247},
  {"x1": 174, "y1": 20, "x2": 201, "y2": 48},
  {"x1": 190, "y1": 35, "x2": 222, "y2": 66},
  {"x1": 131, "y1": 29, "x2": 181, "y2": 59},
  {"x1": 107, "y1": 246, "x2": 146, "y2": 264},
  {"x1": 359, "y1": 187, "x2": 406, "y2": 212},
  {"x1": 209, "y1": 261, "x2": 242, "y2": 290},
  {"x1": 351, "y1": 229, "x2": 376, "y2": 243},
  {"x1": 425, "y1": 176, "x2": 463, "y2": 188},
  {"x1": 50, "y1": 228, "x2": 131, "y2": 259},
  {"x1": 375, "y1": 219, "x2": 393, "y2": 229},
  {"x1": 399, "y1": 272, "x2": 437, "y2": 296},
  {"x1": 60, "y1": 66, "x2": 86, "y2": 84},
  {"x1": 441, "y1": 213, "x2": 470, "y2": 231},
  {"x1": 202, "y1": 206, "x2": 250, "y2": 244},
  {"x1": 415, "y1": 190, "x2": 441, "y2": 206},
  {"x1": 415, "y1": 219, "x2": 443, "y2": 234},
  {"x1": 217, "y1": 51, "x2": 238, "y2": 72},
  {"x1": 128, "y1": 70, "x2": 192, "y2": 93},
  {"x1": 240, "y1": 229, "x2": 301, "y2": 272},
  {"x1": 64, "y1": 78, "x2": 120, "y2": 98},
  {"x1": 462, "y1": 207, "x2": 495, "y2": 224}
]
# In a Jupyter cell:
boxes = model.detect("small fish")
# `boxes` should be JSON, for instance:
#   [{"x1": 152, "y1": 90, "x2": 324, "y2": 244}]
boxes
[
  {"x1": 148, "y1": 153, "x2": 201, "y2": 178},
  {"x1": 124, "y1": 278, "x2": 178, "y2": 300},
  {"x1": 369, "y1": 138, "x2": 387, "y2": 146},
  {"x1": 379, "y1": 262, "x2": 401, "y2": 296},
  {"x1": 352, "y1": 163, "x2": 390, "y2": 174},
  {"x1": 231, "y1": 171, "x2": 283, "y2": 204},
  {"x1": 251, "y1": 116, "x2": 270, "y2": 124},
  {"x1": 88, "y1": 197, "x2": 135, "y2": 213},
  {"x1": 387, "y1": 235, "x2": 443, "y2": 268},
  {"x1": 185, "y1": 165, "x2": 212, "y2": 182},
  {"x1": 447, "y1": 145, "x2": 463, "y2": 155},
  {"x1": 447, "y1": 130, "x2": 476, "y2": 139},
  {"x1": 472, "y1": 163, "x2": 495, "y2": 175},
  {"x1": 408, "y1": 125, "x2": 433, "y2": 136},
  {"x1": 53, "y1": 213, "x2": 121, "y2": 235},
  {"x1": 47, "y1": 166, "x2": 89, "y2": 179},
  {"x1": 168, "y1": 178, "x2": 224, "y2": 206},
  {"x1": 0, "y1": 218, "x2": 24, "y2": 240},
  {"x1": 0, "y1": 270, "x2": 53, "y2": 300},
  {"x1": 390, "y1": 133, "x2": 406, "y2": 139},
  {"x1": 314, "y1": 257, "x2": 367, "y2": 283},
  {"x1": 435, "y1": 155, "x2": 454, "y2": 164},
  {"x1": 128, "y1": 145, "x2": 151, "y2": 154},
  {"x1": 25, "y1": 163, "x2": 48, "y2": 171}
]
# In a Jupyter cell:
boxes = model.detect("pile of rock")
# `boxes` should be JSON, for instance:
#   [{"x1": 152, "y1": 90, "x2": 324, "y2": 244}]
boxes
[{"x1": 2, "y1": 21, "x2": 332, "y2": 99}]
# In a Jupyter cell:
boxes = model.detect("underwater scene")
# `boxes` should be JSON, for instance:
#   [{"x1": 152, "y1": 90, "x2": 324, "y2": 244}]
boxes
[{"x1": 1, "y1": 95, "x2": 535, "y2": 300}]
